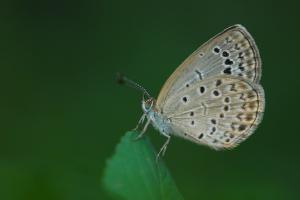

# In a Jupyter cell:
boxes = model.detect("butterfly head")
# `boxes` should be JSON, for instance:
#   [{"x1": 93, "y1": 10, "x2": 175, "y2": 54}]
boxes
[{"x1": 142, "y1": 96, "x2": 156, "y2": 114}]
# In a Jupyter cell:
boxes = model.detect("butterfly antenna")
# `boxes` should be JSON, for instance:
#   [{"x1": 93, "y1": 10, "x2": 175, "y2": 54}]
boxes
[{"x1": 116, "y1": 73, "x2": 151, "y2": 98}]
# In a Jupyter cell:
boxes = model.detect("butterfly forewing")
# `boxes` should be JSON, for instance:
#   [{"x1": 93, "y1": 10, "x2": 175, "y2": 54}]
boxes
[
  {"x1": 156, "y1": 24, "x2": 261, "y2": 110},
  {"x1": 164, "y1": 75, "x2": 264, "y2": 149}
]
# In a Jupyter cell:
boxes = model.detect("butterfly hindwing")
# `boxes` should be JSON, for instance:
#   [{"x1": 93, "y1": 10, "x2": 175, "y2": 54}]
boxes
[{"x1": 165, "y1": 75, "x2": 265, "y2": 149}]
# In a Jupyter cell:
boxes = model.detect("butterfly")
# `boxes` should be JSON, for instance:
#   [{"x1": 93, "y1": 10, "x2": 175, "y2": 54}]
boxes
[{"x1": 118, "y1": 24, "x2": 265, "y2": 160}]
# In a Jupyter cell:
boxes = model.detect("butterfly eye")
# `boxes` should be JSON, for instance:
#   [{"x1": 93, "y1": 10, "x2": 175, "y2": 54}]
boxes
[
  {"x1": 144, "y1": 102, "x2": 151, "y2": 110},
  {"x1": 142, "y1": 99, "x2": 154, "y2": 112}
]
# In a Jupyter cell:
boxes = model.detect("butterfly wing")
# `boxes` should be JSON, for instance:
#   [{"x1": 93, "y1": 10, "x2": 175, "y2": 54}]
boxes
[
  {"x1": 156, "y1": 24, "x2": 261, "y2": 110},
  {"x1": 165, "y1": 75, "x2": 265, "y2": 149}
]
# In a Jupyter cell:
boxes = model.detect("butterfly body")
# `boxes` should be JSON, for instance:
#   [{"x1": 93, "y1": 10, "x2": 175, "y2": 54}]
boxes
[{"x1": 142, "y1": 99, "x2": 173, "y2": 136}]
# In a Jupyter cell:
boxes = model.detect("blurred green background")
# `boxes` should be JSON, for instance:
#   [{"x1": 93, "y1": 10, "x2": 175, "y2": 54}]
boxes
[{"x1": 1, "y1": 0, "x2": 300, "y2": 199}]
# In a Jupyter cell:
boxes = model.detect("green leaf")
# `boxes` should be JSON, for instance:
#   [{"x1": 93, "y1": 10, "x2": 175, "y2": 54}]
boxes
[{"x1": 102, "y1": 131, "x2": 184, "y2": 200}]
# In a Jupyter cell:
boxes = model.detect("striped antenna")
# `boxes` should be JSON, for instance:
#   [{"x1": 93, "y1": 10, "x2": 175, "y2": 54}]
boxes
[{"x1": 116, "y1": 73, "x2": 151, "y2": 98}]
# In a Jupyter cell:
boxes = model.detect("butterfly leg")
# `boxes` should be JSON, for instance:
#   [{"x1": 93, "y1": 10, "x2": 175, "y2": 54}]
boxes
[
  {"x1": 156, "y1": 134, "x2": 171, "y2": 162},
  {"x1": 133, "y1": 113, "x2": 146, "y2": 131},
  {"x1": 134, "y1": 117, "x2": 151, "y2": 140}
]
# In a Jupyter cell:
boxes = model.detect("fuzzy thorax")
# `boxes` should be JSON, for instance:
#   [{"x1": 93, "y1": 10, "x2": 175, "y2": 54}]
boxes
[{"x1": 142, "y1": 98, "x2": 173, "y2": 136}]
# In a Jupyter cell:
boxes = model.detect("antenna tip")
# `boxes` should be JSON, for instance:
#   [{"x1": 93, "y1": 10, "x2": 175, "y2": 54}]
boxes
[{"x1": 116, "y1": 72, "x2": 125, "y2": 85}]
